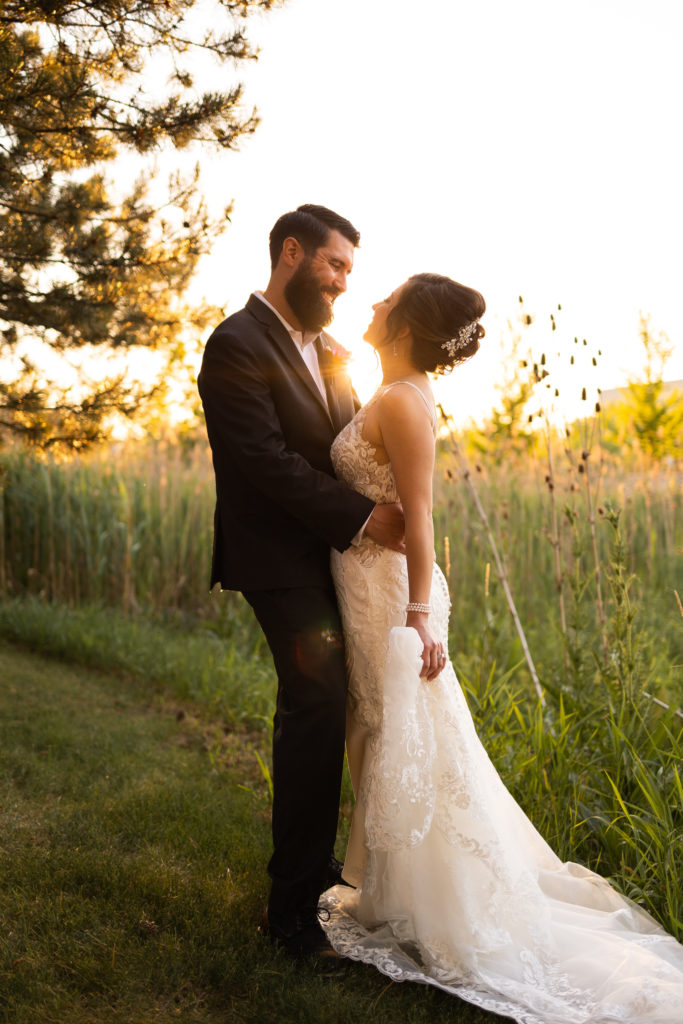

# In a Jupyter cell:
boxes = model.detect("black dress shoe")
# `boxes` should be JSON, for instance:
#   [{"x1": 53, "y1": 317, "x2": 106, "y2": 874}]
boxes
[
  {"x1": 259, "y1": 907, "x2": 343, "y2": 962},
  {"x1": 325, "y1": 855, "x2": 354, "y2": 890}
]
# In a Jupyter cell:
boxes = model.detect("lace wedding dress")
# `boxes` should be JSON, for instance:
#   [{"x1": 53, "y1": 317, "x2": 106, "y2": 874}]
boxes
[{"x1": 323, "y1": 383, "x2": 683, "y2": 1024}]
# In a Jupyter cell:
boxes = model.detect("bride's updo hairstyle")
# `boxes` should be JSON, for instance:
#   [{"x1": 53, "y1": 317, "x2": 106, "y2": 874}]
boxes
[{"x1": 387, "y1": 273, "x2": 486, "y2": 375}]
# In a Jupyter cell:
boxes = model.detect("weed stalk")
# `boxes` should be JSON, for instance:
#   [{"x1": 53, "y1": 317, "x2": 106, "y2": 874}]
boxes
[{"x1": 439, "y1": 406, "x2": 544, "y2": 703}]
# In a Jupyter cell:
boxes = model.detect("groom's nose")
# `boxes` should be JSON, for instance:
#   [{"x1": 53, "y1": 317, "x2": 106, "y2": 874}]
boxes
[{"x1": 333, "y1": 268, "x2": 348, "y2": 293}]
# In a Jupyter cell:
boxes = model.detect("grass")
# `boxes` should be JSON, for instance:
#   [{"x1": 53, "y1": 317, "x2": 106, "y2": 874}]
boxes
[
  {"x1": 1, "y1": 593, "x2": 680, "y2": 936},
  {"x1": 0, "y1": 641, "x2": 509, "y2": 1024},
  {"x1": 0, "y1": 595, "x2": 275, "y2": 728},
  {"x1": 431, "y1": 443, "x2": 682, "y2": 706},
  {"x1": 1, "y1": 436, "x2": 681, "y2": 1014},
  {"x1": 2, "y1": 438, "x2": 681, "y2": 668}
]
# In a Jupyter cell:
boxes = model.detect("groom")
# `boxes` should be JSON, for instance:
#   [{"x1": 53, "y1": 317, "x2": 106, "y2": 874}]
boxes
[{"x1": 197, "y1": 204, "x2": 404, "y2": 959}]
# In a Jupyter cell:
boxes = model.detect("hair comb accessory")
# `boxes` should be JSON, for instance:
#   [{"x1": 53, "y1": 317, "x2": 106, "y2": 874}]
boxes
[{"x1": 441, "y1": 320, "x2": 479, "y2": 358}]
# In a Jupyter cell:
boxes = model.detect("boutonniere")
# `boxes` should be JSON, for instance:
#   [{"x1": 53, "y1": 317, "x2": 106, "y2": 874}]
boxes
[{"x1": 322, "y1": 343, "x2": 351, "y2": 376}]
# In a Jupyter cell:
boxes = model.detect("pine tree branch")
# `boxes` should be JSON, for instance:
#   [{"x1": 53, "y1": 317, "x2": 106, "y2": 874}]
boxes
[{"x1": 0, "y1": 0, "x2": 282, "y2": 448}]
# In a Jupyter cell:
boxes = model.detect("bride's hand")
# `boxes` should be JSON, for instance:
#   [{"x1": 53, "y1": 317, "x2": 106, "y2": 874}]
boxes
[{"x1": 406, "y1": 613, "x2": 446, "y2": 681}]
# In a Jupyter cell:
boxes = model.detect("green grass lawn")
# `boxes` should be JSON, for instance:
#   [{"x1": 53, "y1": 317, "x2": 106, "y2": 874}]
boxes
[{"x1": 0, "y1": 642, "x2": 507, "y2": 1024}]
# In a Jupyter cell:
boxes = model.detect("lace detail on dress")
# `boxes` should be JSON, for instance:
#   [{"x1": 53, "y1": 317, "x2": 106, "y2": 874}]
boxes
[
  {"x1": 325, "y1": 391, "x2": 683, "y2": 1023},
  {"x1": 332, "y1": 387, "x2": 400, "y2": 495},
  {"x1": 331, "y1": 382, "x2": 435, "y2": 504}
]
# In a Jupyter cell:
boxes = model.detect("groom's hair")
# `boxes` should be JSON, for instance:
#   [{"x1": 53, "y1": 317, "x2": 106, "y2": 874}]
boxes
[{"x1": 269, "y1": 204, "x2": 360, "y2": 269}]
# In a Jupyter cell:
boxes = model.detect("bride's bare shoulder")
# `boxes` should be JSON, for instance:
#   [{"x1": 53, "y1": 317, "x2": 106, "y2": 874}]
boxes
[{"x1": 376, "y1": 381, "x2": 435, "y2": 430}]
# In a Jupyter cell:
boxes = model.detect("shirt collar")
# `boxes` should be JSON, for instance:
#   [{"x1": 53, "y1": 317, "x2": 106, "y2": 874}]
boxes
[{"x1": 252, "y1": 291, "x2": 320, "y2": 349}]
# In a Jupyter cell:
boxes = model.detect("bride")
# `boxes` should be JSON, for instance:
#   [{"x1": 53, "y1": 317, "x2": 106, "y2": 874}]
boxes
[{"x1": 323, "y1": 273, "x2": 683, "y2": 1023}]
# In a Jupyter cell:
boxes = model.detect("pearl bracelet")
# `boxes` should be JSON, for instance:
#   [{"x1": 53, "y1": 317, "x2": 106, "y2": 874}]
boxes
[{"x1": 406, "y1": 602, "x2": 431, "y2": 614}]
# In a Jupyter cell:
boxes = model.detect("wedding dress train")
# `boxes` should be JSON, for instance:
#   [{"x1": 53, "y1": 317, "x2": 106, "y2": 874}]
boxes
[{"x1": 324, "y1": 384, "x2": 683, "y2": 1024}]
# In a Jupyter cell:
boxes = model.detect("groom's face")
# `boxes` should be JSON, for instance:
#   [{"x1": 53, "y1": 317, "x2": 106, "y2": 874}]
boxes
[{"x1": 285, "y1": 230, "x2": 355, "y2": 333}]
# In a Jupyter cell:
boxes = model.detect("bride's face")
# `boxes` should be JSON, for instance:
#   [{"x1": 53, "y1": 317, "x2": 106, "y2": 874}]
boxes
[{"x1": 363, "y1": 282, "x2": 407, "y2": 349}]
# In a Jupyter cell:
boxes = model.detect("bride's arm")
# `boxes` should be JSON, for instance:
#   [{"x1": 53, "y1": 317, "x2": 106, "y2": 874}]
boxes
[{"x1": 376, "y1": 387, "x2": 444, "y2": 680}]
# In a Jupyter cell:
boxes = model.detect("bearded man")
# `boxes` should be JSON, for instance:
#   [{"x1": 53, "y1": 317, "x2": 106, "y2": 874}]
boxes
[{"x1": 198, "y1": 205, "x2": 404, "y2": 960}]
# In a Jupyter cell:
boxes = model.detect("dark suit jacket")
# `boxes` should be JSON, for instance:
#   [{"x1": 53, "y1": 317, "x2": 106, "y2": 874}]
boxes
[{"x1": 197, "y1": 294, "x2": 375, "y2": 591}]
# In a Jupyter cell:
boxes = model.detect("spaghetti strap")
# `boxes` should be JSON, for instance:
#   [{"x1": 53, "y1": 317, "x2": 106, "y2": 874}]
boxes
[{"x1": 381, "y1": 380, "x2": 437, "y2": 430}]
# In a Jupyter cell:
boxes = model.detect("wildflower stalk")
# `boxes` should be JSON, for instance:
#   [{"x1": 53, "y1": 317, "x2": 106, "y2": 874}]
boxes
[
  {"x1": 572, "y1": 408, "x2": 609, "y2": 657},
  {"x1": 542, "y1": 414, "x2": 569, "y2": 677},
  {"x1": 581, "y1": 448, "x2": 608, "y2": 656},
  {"x1": 642, "y1": 690, "x2": 683, "y2": 718},
  {"x1": 439, "y1": 407, "x2": 544, "y2": 703}
]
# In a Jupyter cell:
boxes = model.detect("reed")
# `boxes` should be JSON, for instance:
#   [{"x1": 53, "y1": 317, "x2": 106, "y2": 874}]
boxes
[
  {"x1": 0, "y1": 443, "x2": 216, "y2": 613},
  {"x1": 1, "y1": 438, "x2": 680, "y2": 705},
  {"x1": 433, "y1": 440, "x2": 682, "y2": 710}
]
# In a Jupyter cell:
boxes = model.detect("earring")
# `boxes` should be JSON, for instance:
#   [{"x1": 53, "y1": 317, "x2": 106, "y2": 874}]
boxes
[{"x1": 392, "y1": 340, "x2": 398, "y2": 356}]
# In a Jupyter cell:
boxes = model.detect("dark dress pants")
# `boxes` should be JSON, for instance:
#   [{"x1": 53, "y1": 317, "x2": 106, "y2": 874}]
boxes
[{"x1": 243, "y1": 584, "x2": 347, "y2": 924}]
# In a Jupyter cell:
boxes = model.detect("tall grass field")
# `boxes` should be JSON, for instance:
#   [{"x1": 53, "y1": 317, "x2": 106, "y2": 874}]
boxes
[{"x1": 0, "y1": 436, "x2": 681, "y2": 938}]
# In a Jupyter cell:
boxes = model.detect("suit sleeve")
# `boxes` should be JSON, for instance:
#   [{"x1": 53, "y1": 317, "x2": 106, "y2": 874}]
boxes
[{"x1": 198, "y1": 326, "x2": 374, "y2": 552}]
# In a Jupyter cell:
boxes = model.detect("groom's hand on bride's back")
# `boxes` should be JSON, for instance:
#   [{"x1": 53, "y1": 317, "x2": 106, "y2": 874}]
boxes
[{"x1": 364, "y1": 503, "x2": 406, "y2": 552}]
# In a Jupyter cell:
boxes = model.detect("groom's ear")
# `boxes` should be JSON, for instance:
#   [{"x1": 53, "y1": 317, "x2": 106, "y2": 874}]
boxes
[{"x1": 281, "y1": 236, "x2": 304, "y2": 268}]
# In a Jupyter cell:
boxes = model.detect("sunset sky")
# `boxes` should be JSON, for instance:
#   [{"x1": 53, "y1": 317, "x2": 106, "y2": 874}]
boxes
[
  {"x1": 182, "y1": 0, "x2": 682, "y2": 423},
  {"x1": 11, "y1": 0, "x2": 680, "y2": 429}
]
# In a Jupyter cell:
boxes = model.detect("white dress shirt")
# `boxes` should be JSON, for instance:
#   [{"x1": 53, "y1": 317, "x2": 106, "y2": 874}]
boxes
[{"x1": 253, "y1": 291, "x2": 328, "y2": 409}]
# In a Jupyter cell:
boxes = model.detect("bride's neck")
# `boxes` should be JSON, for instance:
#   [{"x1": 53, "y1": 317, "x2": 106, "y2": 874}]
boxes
[{"x1": 380, "y1": 355, "x2": 426, "y2": 386}]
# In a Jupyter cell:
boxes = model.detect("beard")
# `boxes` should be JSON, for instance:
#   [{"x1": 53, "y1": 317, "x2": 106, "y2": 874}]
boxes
[{"x1": 284, "y1": 257, "x2": 337, "y2": 333}]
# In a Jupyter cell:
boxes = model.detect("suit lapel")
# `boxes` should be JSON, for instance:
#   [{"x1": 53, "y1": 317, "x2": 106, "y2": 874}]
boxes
[
  {"x1": 316, "y1": 339, "x2": 343, "y2": 434},
  {"x1": 318, "y1": 334, "x2": 356, "y2": 432},
  {"x1": 246, "y1": 295, "x2": 333, "y2": 427}
]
